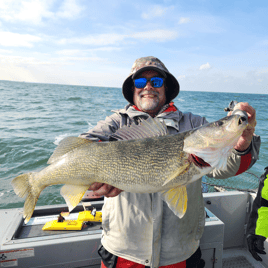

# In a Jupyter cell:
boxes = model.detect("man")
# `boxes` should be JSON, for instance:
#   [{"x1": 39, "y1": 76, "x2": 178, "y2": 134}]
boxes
[
  {"x1": 80, "y1": 56, "x2": 260, "y2": 268},
  {"x1": 247, "y1": 166, "x2": 268, "y2": 262}
]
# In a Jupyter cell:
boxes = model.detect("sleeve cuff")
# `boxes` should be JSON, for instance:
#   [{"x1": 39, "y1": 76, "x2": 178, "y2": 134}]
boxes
[{"x1": 233, "y1": 141, "x2": 252, "y2": 155}]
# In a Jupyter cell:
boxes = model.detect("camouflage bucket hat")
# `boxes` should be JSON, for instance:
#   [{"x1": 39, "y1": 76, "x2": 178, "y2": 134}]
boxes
[{"x1": 122, "y1": 56, "x2": 180, "y2": 105}]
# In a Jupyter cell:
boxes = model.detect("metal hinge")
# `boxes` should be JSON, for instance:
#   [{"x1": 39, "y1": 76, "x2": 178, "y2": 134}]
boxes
[
  {"x1": 244, "y1": 224, "x2": 248, "y2": 235},
  {"x1": 211, "y1": 248, "x2": 217, "y2": 264},
  {"x1": 211, "y1": 257, "x2": 218, "y2": 263},
  {"x1": 246, "y1": 201, "x2": 250, "y2": 213}
]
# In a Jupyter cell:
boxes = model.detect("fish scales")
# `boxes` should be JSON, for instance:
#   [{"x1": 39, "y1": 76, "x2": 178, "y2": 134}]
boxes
[
  {"x1": 12, "y1": 115, "x2": 248, "y2": 223},
  {"x1": 48, "y1": 134, "x2": 190, "y2": 190}
]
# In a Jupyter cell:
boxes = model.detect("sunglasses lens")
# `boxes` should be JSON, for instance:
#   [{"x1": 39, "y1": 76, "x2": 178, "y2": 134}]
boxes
[
  {"x1": 134, "y1": 78, "x2": 147, "y2": 88},
  {"x1": 151, "y1": 77, "x2": 164, "y2": 87},
  {"x1": 134, "y1": 77, "x2": 164, "y2": 88}
]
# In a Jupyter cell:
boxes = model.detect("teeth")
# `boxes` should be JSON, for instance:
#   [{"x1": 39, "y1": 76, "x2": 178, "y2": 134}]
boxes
[{"x1": 143, "y1": 94, "x2": 155, "y2": 97}]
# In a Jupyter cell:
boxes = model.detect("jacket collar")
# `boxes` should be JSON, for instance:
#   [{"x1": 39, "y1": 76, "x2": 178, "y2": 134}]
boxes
[
  {"x1": 132, "y1": 102, "x2": 177, "y2": 115},
  {"x1": 112, "y1": 103, "x2": 182, "y2": 122}
]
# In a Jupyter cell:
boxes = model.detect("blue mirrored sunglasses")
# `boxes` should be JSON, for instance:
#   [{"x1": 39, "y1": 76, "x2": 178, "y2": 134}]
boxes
[{"x1": 133, "y1": 77, "x2": 164, "y2": 88}]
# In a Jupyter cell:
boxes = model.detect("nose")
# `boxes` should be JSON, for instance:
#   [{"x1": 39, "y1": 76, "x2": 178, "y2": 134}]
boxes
[{"x1": 144, "y1": 80, "x2": 153, "y2": 90}]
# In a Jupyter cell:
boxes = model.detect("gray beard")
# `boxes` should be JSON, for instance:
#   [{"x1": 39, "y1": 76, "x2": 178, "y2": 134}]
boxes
[
  {"x1": 139, "y1": 98, "x2": 160, "y2": 112},
  {"x1": 138, "y1": 90, "x2": 160, "y2": 112}
]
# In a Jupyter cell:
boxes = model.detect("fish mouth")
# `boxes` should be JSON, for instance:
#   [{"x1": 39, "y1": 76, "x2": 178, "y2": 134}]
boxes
[
  {"x1": 225, "y1": 114, "x2": 248, "y2": 132},
  {"x1": 189, "y1": 154, "x2": 211, "y2": 168}
]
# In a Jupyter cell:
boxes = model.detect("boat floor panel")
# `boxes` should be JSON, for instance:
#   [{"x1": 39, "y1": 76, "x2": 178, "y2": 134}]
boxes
[
  {"x1": 14, "y1": 222, "x2": 102, "y2": 239},
  {"x1": 223, "y1": 256, "x2": 254, "y2": 268},
  {"x1": 223, "y1": 248, "x2": 266, "y2": 268}
]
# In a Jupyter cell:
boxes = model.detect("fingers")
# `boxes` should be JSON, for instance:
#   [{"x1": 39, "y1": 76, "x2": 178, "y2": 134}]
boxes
[
  {"x1": 247, "y1": 235, "x2": 266, "y2": 261},
  {"x1": 92, "y1": 184, "x2": 113, "y2": 196},
  {"x1": 255, "y1": 248, "x2": 266, "y2": 255},
  {"x1": 227, "y1": 102, "x2": 257, "y2": 130},
  {"x1": 88, "y1": 182, "x2": 104, "y2": 191},
  {"x1": 250, "y1": 249, "x2": 263, "y2": 262},
  {"x1": 230, "y1": 102, "x2": 257, "y2": 151},
  {"x1": 247, "y1": 236, "x2": 262, "y2": 261},
  {"x1": 256, "y1": 238, "x2": 266, "y2": 254},
  {"x1": 233, "y1": 102, "x2": 257, "y2": 127},
  {"x1": 88, "y1": 183, "x2": 123, "y2": 197},
  {"x1": 105, "y1": 187, "x2": 123, "y2": 197}
]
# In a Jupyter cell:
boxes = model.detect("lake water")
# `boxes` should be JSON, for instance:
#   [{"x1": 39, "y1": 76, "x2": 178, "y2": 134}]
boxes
[{"x1": 0, "y1": 80, "x2": 267, "y2": 209}]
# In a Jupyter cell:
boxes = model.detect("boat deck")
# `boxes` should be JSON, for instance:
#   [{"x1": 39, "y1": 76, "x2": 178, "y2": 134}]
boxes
[
  {"x1": 203, "y1": 191, "x2": 268, "y2": 268},
  {"x1": 222, "y1": 248, "x2": 264, "y2": 268},
  {"x1": 1, "y1": 192, "x2": 268, "y2": 267},
  {"x1": 15, "y1": 216, "x2": 102, "y2": 240}
]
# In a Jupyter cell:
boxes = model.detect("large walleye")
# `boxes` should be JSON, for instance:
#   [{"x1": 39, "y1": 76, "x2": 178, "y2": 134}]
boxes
[{"x1": 12, "y1": 114, "x2": 248, "y2": 223}]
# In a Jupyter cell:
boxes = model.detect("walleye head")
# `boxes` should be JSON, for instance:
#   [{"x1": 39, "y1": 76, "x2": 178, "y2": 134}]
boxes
[{"x1": 184, "y1": 114, "x2": 248, "y2": 171}]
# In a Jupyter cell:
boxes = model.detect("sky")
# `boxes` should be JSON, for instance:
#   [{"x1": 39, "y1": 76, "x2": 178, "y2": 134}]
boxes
[{"x1": 0, "y1": 0, "x2": 267, "y2": 94}]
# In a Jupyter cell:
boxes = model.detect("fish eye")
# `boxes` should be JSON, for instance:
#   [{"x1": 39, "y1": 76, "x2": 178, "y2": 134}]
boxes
[
  {"x1": 215, "y1": 121, "x2": 223, "y2": 127},
  {"x1": 238, "y1": 116, "x2": 247, "y2": 125}
]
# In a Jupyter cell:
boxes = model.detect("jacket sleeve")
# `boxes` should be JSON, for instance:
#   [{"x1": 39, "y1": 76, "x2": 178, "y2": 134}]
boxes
[
  {"x1": 207, "y1": 134, "x2": 261, "y2": 179},
  {"x1": 79, "y1": 112, "x2": 122, "y2": 141},
  {"x1": 247, "y1": 167, "x2": 268, "y2": 238}
]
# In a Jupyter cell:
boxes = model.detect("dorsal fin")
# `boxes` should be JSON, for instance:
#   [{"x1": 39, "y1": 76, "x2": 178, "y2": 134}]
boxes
[
  {"x1": 110, "y1": 117, "x2": 168, "y2": 141},
  {"x1": 47, "y1": 137, "x2": 92, "y2": 164}
]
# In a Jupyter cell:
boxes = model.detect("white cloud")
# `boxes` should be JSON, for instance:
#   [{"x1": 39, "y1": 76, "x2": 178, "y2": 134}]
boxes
[
  {"x1": 0, "y1": 0, "x2": 83, "y2": 24},
  {"x1": 0, "y1": 55, "x2": 52, "y2": 65},
  {"x1": 56, "y1": 0, "x2": 84, "y2": 19},
  {"x1": 58, "y1": 29, "x2": 178, "y2": 46},
  {"x1": 56, "y1": 49, "x2": 83, "y2": 56},
  {"x1": 56, "y1": 56, "x2": 106, "y2": 63},
  {"x1": 179, "y1": 17, "x2": 191, "y2": 24},
  {"x1": 16, "y1": 1, "x2": 53, "y2": 24},
  {"x1": 199, "y1": 62, "x2": 211, "y2": 70},
  {"x1": 0, "y1": 53, "x2": 109, "y2": 68},
  {"x1": 0, "y1": 31, "x2": 41, "y2": 47},
  {"x1": 0, "y1": 0, "x2": 53, "y2": 24},
  {"x1": 131, "y1": 29, "x2": 178, "y2": 42},
  {"x1": 58, "y1": 33, "x2": 126, "y2": 46},
  {"x1": 178, "y1": 69, "x2": 268, "y2": 94},
  {"x1": 0, "y1": 51, "x2": 111, "y2": 71},
  {"x1": 0, "y1": 62, "x2": 38, "y2": 82},
  {"x1": 177, "y1": 75, "x2": 186, "y2": 80},
  {"x1": 56, "y1": 47, "x2": 122, "y2": 56},
  {"x1": 0, "y1": 59, "x2": 126, "y2": 88},
  {"x1": 141, "y1": 5, "x2": 173, "y2": 20},
  {"x1": 90, "y1": 47, "x2": 122, "y2": 52},
  {"x1": 0, "y1": 48, "x2": 13, "y2": 54}
]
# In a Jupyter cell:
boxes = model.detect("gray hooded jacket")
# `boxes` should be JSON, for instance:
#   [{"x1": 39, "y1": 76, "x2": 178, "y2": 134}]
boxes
[{"x1": 80, "y1": 104, "x2": 260, "y2": 267}]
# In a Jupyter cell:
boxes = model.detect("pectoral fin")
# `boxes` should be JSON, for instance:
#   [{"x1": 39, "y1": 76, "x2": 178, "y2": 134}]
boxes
[
  {"x1": 160, "y1": 186, "x2": 188, "y2": 218},
  {"x1": 162, "y1": 163, "x2": 190, "y2": 186},
  {"x1": 60, "y1": 184, "x2": 89, "y2": 212}
]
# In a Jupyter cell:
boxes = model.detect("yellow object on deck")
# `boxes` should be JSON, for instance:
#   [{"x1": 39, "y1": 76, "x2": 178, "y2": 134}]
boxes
[{"x1": 42, "y1": 210, "x2": 102, "y2": 231}]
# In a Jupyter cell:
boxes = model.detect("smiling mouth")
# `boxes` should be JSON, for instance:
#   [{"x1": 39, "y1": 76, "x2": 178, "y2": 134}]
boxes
[
  {"x1": 142, "y1": 94, "x2": 156, "y2": 98},
  {"x1": 140, "y1": 91, "x2": 159, "y2": 98}
]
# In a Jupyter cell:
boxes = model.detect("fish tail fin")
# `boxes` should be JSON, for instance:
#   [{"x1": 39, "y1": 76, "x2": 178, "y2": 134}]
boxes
[{"x1": 12, "y1": 173, "x2": 42, "y2": 223}]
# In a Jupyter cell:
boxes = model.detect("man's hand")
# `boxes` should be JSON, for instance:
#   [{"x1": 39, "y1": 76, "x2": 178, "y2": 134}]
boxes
[
  {"x1": 247, "y1": 234, "x2": 266, "y2": 261},
  {"x1": 228, "y1": 102, "x2": 257, "y2": 152},
  {"x1": 88, "y1": 183, "x2": 123, "y2": 197}
]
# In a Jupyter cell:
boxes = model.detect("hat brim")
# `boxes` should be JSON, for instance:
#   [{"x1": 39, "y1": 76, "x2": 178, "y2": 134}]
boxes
[{"x1": 122, "y1": 68, "x2": 180, "y2": 105}]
